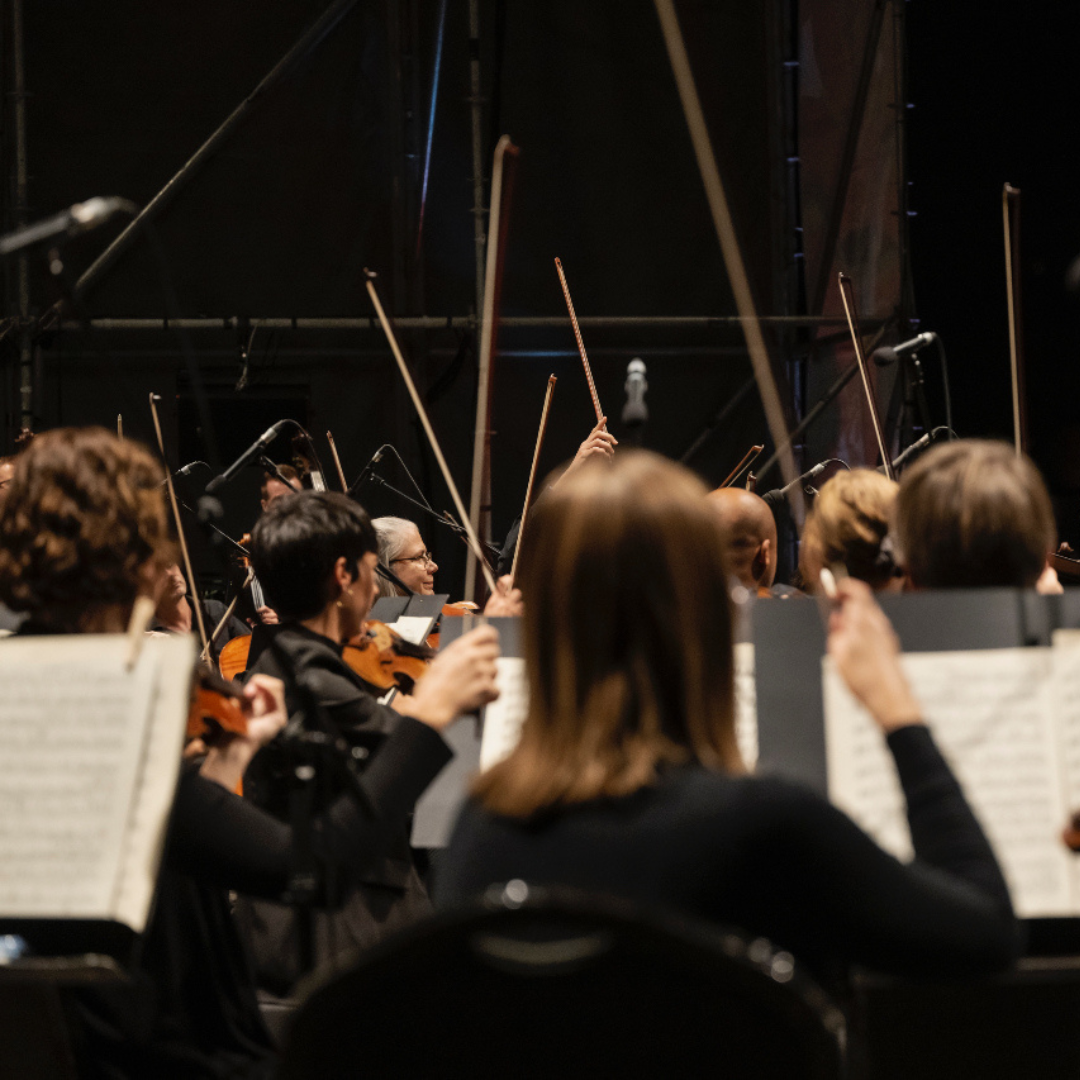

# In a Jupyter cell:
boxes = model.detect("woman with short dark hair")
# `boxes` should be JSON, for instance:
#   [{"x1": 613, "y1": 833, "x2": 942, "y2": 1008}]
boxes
[{"x1": 442, "y1": 450, "x2": 1019, "y2": 979}]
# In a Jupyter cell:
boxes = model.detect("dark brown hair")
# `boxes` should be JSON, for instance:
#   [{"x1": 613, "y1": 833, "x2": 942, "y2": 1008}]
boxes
[
  {"x1": 252, "y1": 491, "x2": 378, "y2": 621},
  {"x1": 473, "y1": 450, "x2": 743, "y2": 819},
  {"x1": 0, "y1": 427, "x2": 173, "y2": 624},
  {"x1": 801, "y1": 469, "x2": 899, "y2": 590},
  {"x1": 260, "y1": 463, "x2": 300, "y2": 501},
  {"x1": 895, "y1": 439, "x2": 1055, "y2": 588}
]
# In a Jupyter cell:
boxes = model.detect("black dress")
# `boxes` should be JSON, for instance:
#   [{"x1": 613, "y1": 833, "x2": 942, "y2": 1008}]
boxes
[
  {"x1": 439, "y1": 726, "x2": 1020, "y2": 979},
  {"x1": 68, "y1": 714, "x2": 452, "y2": 1079},
  {"x1": 240, "y1": 624, "x2": 435, "y2": 995}
]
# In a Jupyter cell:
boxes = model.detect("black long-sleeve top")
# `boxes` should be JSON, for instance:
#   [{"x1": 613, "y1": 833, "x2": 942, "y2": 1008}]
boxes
[
  {"x1": 69, "y1": 715, "x2": 452, "y2": 1079},
  {"x1": 440, "y1": 726, "x2": 1020, "y2": 979}
]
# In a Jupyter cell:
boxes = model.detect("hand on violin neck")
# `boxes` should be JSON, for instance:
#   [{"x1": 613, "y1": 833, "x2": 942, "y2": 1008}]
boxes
[
  {"x1": 405, "y1": 624, "x2": 501, "y2": 730},
  {"x1": 199, "y1": 675, "x2": 288, "y2": 790}
]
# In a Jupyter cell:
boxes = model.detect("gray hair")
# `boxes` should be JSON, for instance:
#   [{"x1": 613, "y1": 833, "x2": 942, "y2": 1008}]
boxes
[{"x1": 373, "y1": 516, "x2": 418, "y2": 598}]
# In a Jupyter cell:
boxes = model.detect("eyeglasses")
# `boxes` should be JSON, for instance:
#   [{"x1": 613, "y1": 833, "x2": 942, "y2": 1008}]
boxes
[{"x1": 391, "y1": 550, "x2": 435, "y2": 567}]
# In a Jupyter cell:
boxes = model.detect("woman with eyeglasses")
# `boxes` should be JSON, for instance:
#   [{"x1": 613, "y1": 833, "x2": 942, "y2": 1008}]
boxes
[{"x1": 374, "y1": 517, "x2": 438, "y2": 598}]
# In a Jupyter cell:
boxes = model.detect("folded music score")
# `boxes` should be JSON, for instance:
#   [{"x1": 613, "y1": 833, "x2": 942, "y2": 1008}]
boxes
[
  {"x1": 0, "y1": 633, "x2": 195, "y2": 941},
  {"x1": 824, "y1": 632, "x2": 1080, "y2": 918}
]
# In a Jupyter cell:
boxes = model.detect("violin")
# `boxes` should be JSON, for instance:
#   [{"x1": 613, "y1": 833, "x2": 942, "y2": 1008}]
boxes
[
  {"x1": 343, "y1": 620, "x2": 435, "y2": 694},
  {"x1": 187, "y1": 668, "x2": 248, "y2": 743}
]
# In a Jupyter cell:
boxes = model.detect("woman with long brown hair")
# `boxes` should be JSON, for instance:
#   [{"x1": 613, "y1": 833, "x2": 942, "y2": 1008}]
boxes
[{"x1": 441, "y1": 450, "x2": 1019, "y2": 978}]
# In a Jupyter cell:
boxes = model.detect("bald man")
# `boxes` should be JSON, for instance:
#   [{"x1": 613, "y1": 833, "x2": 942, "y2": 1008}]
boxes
[{"x1": 707, "y1": 487, "x2": 778, "y2": 593}]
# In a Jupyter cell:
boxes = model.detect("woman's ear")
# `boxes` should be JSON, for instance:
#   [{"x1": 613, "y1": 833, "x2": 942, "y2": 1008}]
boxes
[{"x1": 332, "y1": 555, "x2": 354, "y2": 595}]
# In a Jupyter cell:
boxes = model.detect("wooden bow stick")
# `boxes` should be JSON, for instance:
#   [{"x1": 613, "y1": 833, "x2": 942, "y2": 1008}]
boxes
[
  {"x1": 510, "y1": 375, "x2": 557, "y2": 588},
  {"x1": 719, "y1": 444, "x2": 764, "y2": 490},
  {"x1": 364, "y1": 270, "x2": 498, "y2": 595},
  {"x1": 148, "y1": 392, "x2": 210, "y2": 657},
  {"x1": 1002, "y1": 183, "x2": 1027, "y2": 456},
  {"x1": 837, "y1": 272, "x2": 893, "y2": 480},
  {"x1": 326, "y1": 429, "x2": 349, "y2": 492},
  {"x1": 554, "y1": 257, "x2": 605, "y2": 427}
]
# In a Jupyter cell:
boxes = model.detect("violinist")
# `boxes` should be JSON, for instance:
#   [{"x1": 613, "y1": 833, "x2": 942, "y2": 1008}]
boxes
[
  {"x1": 374, "y1": 516, "x2": 438, "y2": 598},
  {"x1": 0, "y1": 427, "x2": 498, "y2": 1077},
  {"x1": 440, "y1": 450, "x2": 1019, "y2": 981},
  {"x1": 894, "y1": 439, "x2": 1061, "y2": 592},
  {"x1": 706, "y1": 486, "x2": 778, "y2": 596},
  {"x1": 239, "y1": 490, "x2": 501, "y2": 995},
  {"x1": 799, "y1": 469, "x2": 902, "y2": 594},
  {"x1": 151, "y1": 562, "x2": 249, "y2": 661},
  {"x1": 261, "y1": 461, "x2": 302, "y2": 510}
]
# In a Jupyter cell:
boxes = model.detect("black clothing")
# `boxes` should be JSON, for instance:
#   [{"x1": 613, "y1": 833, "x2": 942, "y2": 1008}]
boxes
[
  {"x1": 241, "y1": 624, "x2": 432, "y2": 993},
  {"x1": 441, "y1": 726, "x2": 1019, "y2": 978},
  {"x1": 149, "y1": 598, "x2": 249, "y2": 663},
  {"x1": 70, "y1": 715, "x2": 452, "y2": 1079}
]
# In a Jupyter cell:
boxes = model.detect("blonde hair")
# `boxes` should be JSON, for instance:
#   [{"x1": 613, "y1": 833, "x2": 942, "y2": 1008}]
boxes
[
  {"x1": 472, "y1": 450, "x2": 743, "y2": 819},
  {"x1": 800, "y1": 469, "x2": 899, "y2": 590}
]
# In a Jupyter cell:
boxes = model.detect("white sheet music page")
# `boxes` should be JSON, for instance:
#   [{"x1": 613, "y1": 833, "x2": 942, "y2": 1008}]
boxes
[
  {"x1": 0, "y1": 634, "x2": 193, "y2": 930},
  {"x1": 734, "y1": 642, "x2": 758, "y2": 770},
  {"x1": 824, "y1": 647, "x2": 1071, "y2": 917},
  {"x1": 479, "y1": 657, "x2": 529, "y2": 772},
  {"x1": 1050, "y1": 630, "x2": 1080, "y2": 909}
]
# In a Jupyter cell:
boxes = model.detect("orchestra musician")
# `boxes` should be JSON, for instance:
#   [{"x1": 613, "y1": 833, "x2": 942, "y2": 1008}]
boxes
[
  {"x1": 0, "y1": 427, "x2": 499, "y2": 1077},
  {"x1": 440, "y1": 450, "x2": 1020, "y2": 981},
  {"x1": 151, "y1": 562, "x2": 250, "y2": 661},
  {"x1": 706, "y1": 486, "x2": 779, "y2": 596},
  {"x1": 0, "y1": 453, "x2": 14, "y2": 507},
  {"x1": 238, "y1": 490, "x2": 501, "y2": 996},
  {"x1": 799, "y1": 469, "x2": 902, "y2": 594},
  {"x1": 894, "y1": 439, "x2": 1062, "y2": 592},
  {"x1": 373, "y1": 516, "x2": 438, "y2": 598}
]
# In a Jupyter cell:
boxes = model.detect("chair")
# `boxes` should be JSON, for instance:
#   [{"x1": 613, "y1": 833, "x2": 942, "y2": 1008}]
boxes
[{"x1": 277, "y1": 882, "x2": 846, "y2": 1079}]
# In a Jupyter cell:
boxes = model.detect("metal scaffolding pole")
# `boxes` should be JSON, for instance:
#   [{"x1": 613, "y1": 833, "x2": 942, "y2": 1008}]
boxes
[
  {"x1": 467, "y1": 0, "x2": 486, "y2": 318},
  {"x1": 12, "y1": 0, "x2": 30, "y2": 430}
]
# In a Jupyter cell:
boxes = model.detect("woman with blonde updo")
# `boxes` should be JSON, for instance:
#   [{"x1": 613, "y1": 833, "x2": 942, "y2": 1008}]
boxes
[{"x1": 799, "y1": 469, "x2": 901, "y2": 593}]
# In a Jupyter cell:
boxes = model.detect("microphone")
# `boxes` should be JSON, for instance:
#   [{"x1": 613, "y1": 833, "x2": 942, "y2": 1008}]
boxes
[
  {"x1": 349, "y1": 447, "x2": 386, "y2": 495},
  {"x1": 159, "y1": 460, "x2": 209, "y2": 487},
  {"x1": 877, "y1": 426, "x2": 950, "y2": 474},
  {"x1": 0, "y1": 197, "x2": 136, "y2": 257},
  {"x1": 872, "y1": 332, "x2": 938, "y2": 366},
  {"x1": 622, "y1": 358, "x2": 648, "y2": 427},
  {"x1": 761, "y1": 461, "x2": 832, "y2": 508},
  {"x1": 205, "y1": 421, "x2": 293, "y2": 494}
]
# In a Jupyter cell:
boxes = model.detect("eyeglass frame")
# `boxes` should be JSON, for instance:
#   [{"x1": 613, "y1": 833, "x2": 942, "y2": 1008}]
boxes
[{"x1": 391, "y1": 550, "x2": 436, "y2": 567}]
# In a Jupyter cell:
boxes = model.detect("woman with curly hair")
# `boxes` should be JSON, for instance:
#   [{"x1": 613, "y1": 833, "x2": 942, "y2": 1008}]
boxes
[{"x1": 0, "y1": 427, "x2": 498, "y2": 1078}]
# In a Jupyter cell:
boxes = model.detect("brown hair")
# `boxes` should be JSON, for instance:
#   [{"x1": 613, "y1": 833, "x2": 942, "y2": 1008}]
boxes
[
  {"x1": 472, "y1": 450, "x2": 743, "y2": 819},
  {"x1": 0, "y1": 427, "x2": 173, "y2": 625},
  {"x1": 260, "y1": 463, "x2": 300, "y2": 501},
  {"x1": 895, "y1": 439, "x2": 1055, "y2": 589},
  {"x1": 800, "y1": 469, "x2": 899, "y2": 590}
]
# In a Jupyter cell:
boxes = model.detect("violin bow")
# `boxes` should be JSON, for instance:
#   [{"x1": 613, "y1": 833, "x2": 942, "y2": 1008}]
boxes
[
  {"x1": 326, "y1": 429, "x2": 349, "y2": 492},
  {"x1": 719, "y1": 443, "x2": 764, "y2": 490},
  {"x1": 117, "y1": 414, "x2": 123, "y2": 440},
  {"x1": 510, "y1": 375, "x2": 557, "y2": 588},
  {"x1": 837, "y1": 273, "x2": 894, "y2": 480},
  {"x1": 654, "y1": 0, "x2": 800, "y2": 510},
  {"x1": 365, "y1": 270, "x2": 498, "y2": 595},
  {"x1": 148, "y1": 392, "x2": 210, "y2": 657},
  {"x1": 465, "y1": 135, "x2": 520, "y2": 602},
  {"x1": 1003, "y1": 183, "x2": 1028, "y2": 456},
  {"x1": 554, "y1": 258, "x2": 605, "y2": 427}
]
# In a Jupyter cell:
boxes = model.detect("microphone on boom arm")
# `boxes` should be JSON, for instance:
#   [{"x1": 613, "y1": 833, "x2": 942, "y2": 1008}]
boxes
[{"x1": 205, "y1": 420, "x2": 295, "y2": 494}]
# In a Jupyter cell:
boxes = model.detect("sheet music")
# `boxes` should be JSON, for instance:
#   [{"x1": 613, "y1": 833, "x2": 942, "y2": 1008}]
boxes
[
  {"x1": 0, "y1": 634, "x2": 194, "y2": 930},
  {"x1": 389, "y1": 615, "x2": 435, "y2": 646},
  {"x1": 479, "y1": 657, "x2": 529, "y2": 772},
  {"x1": 734, "y1": 642, "x2": 758, "y2": 770},
  {"x1": 824, "y1": 647, "x2": 1072, "y2": 917},
  {"x1": 1050, "y1": 631, "x2": 1080, "y2": 907}
]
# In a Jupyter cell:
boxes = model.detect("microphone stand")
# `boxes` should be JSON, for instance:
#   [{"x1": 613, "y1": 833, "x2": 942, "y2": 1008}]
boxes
[{"x1": 364, "y1": 471, "x2": 502, "y2": 558}]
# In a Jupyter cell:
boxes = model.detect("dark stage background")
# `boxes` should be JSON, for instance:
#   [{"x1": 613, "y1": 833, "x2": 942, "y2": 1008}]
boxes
[{"x1": 1, "y1": 1, "x2": 1078, "y2": 592}]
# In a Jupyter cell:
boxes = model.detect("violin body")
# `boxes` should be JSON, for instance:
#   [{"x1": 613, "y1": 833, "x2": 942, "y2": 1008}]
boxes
[{"x1": 344, "y1": 620, "x2": 435, "y2": 695}]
